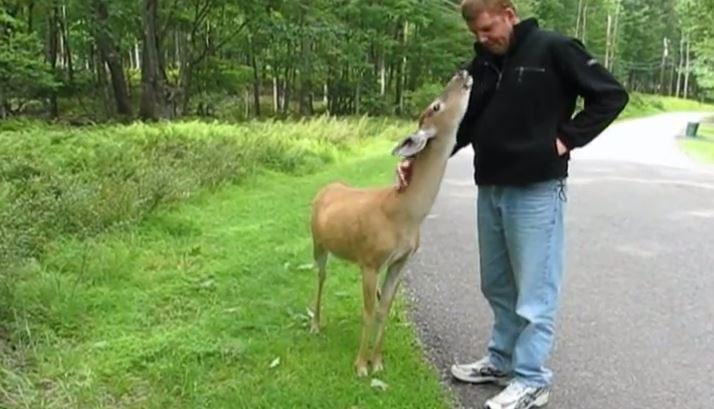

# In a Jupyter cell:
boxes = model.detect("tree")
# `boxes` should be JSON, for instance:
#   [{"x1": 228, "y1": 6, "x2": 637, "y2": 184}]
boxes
[
  {"x1": 90, "y1": 0, "x2": 131, "y2": 117},
  {"x1": 2, "y1": 0, "x2": 713, "y2": 121},
  {"x1": 0, "y1": 8, "x2": 57, "y2": 118},
  {"x1": 139, "y1": 0, "x2": 167, "y2": 120}
]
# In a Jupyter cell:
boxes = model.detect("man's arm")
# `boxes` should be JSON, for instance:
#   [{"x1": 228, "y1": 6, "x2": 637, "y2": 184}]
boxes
[
  {"x1": 451, "y1": 120, "x2": 473, "y2": 156},
  {"x1": 552, "y1": 37, "x2": 629, "y2": 150}
]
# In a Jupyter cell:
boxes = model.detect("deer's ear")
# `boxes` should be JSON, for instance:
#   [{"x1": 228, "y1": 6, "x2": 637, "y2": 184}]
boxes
[{"x1": 391, "y1": 128, "x2": 437, "y2": 158}]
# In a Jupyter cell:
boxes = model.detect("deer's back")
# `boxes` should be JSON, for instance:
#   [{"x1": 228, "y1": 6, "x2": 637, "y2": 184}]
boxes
[{"x1": 311, "y1": 183, "x2": 418, "y2": 269}]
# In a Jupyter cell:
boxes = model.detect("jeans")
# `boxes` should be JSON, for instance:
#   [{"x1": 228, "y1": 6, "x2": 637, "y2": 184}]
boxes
[{"x1": 477, "y1": 179, "x2": 566, "y2": 387}]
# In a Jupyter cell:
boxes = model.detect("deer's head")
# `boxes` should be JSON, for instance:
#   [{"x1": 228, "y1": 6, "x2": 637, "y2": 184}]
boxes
[{"x1": 392, "y1": 70, "x2": 473, "y2": 159}]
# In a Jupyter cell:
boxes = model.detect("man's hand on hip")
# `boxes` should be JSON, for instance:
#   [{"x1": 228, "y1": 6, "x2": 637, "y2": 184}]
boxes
[
  {"x1": 556, "y1": 138, "x2": 568, "y2": 156},
  {"x1": 395, "y1": 159, "x2": 413, "y2": 191}
]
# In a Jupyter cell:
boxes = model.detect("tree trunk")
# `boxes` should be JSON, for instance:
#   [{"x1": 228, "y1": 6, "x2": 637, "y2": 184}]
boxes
[
  {"x1": 273, "y1": 74, "x2": 279, "y2": 114},
  {"x1": 59, "y1": 5, "x2": 74, "y2": 81},
  {"x1": 93, "y1": 0, "x2": 131, "y2": 117},
  {"x1": 659, "y1": 37, "x2": 668, "y2": 95},
  {"x1": 394, "y1": 21, "x2": 407, "y2": 115},
  {"x1": 581, "y1": 3, "x2": 588, "y2": 46},
  {"x1": 178, "y1": 32, "x2": 192, "y2": 116},
  {"x1": 355, "y1": 74, "x2": 361, "y2": 115},
  {"x1": 250, "y1": 42, "x2": 261, "y2": 117},
  {"x1": 139, "y1": 0, "x2": 166, "y2": 120},
  {"x1": 27, "y1": 0, "x2": 34, "y2": 32},
  {"x1": 282, "y1": 66, "x2": 291, "y2": 116},
  {"x1": 575, "y1": 0, "x2": 584, "y2": 38},
  {"x1": 683, "y1": 36, "x2": 691, "y2": 99},
  {"x1": 244, "y1": 89, "x2": 250, "y2": 118},
  {"x1": 398, "y1": 21, "x2": 409, "y2": 114},
  {"x1": 675, "y1": 35, "x2": 684, "y2": 98},
  {"x1": 668, "y1": 55, "x2": 676, "y2": 96},
  {"x1": 134, "y1": 42, "x2": 141, "y2": 70},
  {"x1": 0, "y1": 88, "x2": 6, "y2": 119},
  {"x1": 379, "y1": 52, "x2": 386, "y2": 96},
  {"x1": 298, "y1": 40, "x2": 313, "y2": 116},
  {"x1": 610, "y1": 0, "x2": 620, "y2": 71},
  {"x1": 605, "y1": 13, "x2": 612, "y2": 69},
  {"x1": 94, "y1": 47, "x2": 112, "y2": 116},
  {"x1": 47, "y1": 3, "x2": 60, "y2": 118}
]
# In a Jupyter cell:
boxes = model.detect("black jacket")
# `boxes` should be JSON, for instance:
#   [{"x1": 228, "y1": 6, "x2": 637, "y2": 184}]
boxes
[{"x1": 453, "y1": 18, "x2": 629, "y2": 185}]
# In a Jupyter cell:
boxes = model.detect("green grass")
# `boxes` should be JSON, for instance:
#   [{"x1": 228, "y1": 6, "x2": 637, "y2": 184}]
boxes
[
  {"x1": 0, "y1": 117, "x2": 410, "y2": 266},
  {"x1": 0, "y1": 137, "x2": 452, "y2": 408},
  {"x1": 681, "y1": 120, "x2": 714, "y2": 164},
  {"x1": 4, "y1": 91, "x2": 714, "y2": 408},
  {"x1": 619, "y1": 92, "x2": 714, "y2": 119}
]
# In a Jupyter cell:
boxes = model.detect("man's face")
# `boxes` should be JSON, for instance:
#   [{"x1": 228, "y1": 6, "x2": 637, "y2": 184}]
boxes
[{"x1": 466, "y1": 8, "x2": 517, "y2": 55}]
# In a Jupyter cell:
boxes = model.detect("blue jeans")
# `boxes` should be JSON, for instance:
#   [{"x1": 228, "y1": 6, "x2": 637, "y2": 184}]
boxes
[{"x1": 477, "y1": 179, "x2": 566, "y2": 387}]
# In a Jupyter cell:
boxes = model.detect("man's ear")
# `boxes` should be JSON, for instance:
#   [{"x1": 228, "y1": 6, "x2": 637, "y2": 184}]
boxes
[{"x1": 391, "y1": 127, "x2": 437, "y2": 158}]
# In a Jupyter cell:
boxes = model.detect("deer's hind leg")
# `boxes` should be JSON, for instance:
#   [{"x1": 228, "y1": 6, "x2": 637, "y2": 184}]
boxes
[{"x1": 310, "y1": 242, "x2": 328, "y2": 334}]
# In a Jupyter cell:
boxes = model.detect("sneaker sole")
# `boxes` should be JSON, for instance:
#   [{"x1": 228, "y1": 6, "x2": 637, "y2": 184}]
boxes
[
  {"x1": 483, "y1": 390, "x2": 550, "y2": 409},
  {"x1": 450, "y1": 368, "x2": 511, "y2": 386},
  {"x1": 534, "y1": 390, "x2": 550, "y2": 407}
]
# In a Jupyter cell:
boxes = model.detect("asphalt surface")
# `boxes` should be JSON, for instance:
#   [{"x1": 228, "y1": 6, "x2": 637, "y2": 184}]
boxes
[{"x1": 403, "y1": 113, "x2": 714, "y2": 409}]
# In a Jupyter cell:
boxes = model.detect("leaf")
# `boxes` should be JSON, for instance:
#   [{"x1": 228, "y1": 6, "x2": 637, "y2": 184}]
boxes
[
  {"x1": 370, "y1": 378, "x2": 388, "y2": 391},
  {"x1": 92, "y1": 341, "x2": 108, "y2": 348},
  {"x1": 198, "y1": 279, "x2": 216, "y2": 289}
]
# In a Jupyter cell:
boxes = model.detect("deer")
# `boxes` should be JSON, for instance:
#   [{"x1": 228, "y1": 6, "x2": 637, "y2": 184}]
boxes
[{"x1": 309, "y1": 70, "x2": 473, "y2": 377}]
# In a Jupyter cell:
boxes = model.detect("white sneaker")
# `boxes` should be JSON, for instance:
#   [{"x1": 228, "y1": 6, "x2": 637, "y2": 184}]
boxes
[
  {"x1": 450, "y1": 356, "x2": 511, "y2": 385},
  {"x1": 483, "y1": 380, "x2": 550, "y2": 409}
]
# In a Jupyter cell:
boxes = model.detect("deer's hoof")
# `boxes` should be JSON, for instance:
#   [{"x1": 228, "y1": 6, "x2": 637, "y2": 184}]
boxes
[
  {"x1": 355, "y1": 361, "x2": 369, "y2": 377},
  {"x1": 372, "y1": 358, "x2": 384, "y2": 373}
]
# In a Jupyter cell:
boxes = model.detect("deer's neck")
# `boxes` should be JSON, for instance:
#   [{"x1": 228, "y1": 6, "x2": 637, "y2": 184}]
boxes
[{"x1": 395, "y1": 131, "x2": 456, "y2": 223}]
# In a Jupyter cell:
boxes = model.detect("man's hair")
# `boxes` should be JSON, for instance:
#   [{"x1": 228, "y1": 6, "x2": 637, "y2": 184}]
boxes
[{"x1": 460, "y1": 0, "x2": 516, "y2": 21}]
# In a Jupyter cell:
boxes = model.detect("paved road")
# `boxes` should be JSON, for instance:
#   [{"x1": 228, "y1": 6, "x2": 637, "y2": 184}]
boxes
[{"x1": 403, "y1": 112, "x2": 714, "y2": 409}]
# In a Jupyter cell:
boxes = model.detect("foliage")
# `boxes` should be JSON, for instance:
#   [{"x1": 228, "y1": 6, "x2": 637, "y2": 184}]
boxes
[
  {"x1": 0, "y1": 9, "x2": 58, "y2": 113},
  {"x1": 2, "y1": 0, "x2": 714, "y2": 120},
  {"x1": 0, "y1": 117, "x2": 408, "y2": 267}
]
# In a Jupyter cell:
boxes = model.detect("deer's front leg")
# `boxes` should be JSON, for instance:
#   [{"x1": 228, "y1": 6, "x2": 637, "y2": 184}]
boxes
[{"x1": 355, "y1": 266, "x2": 378, "y2": 377}]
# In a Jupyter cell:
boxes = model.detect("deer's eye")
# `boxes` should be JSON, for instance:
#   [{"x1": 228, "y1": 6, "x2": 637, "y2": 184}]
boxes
[{"x1": 433, "y1": 103, "x2": 441, "y2": 112}]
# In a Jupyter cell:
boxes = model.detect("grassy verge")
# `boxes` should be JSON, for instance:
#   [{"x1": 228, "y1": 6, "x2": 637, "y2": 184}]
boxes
[
  {"x1": 0, "y1": 117, "x2": 407, "y2": 266},
  {"x1": 618, "y1": 92, "x2": 714, "y2": 119},
  {"x1": 611, "y1": 93, "x2": 714, "y2": 165},
  {"x1": 1, "y1": 121, "x2": 452, "y2": 408},
  {"x1": 680, "y1": 120, "x2": 714, "y2": 164}
]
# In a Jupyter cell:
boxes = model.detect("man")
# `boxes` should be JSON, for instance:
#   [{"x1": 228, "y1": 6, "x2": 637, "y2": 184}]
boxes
[{"x1": 397, "y1": 1, "x2": 628, "y2": 408}]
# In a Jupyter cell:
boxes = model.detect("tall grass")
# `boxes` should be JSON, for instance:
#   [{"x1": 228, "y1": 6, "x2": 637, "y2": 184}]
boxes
[{"x1": 0, "y1": 117, "x2": 409, "y2": 267}]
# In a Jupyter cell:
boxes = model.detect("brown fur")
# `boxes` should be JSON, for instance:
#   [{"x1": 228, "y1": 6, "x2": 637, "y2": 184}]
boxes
[{"x1": 307, "y1": 71, "x2": 472, "y2": 377}]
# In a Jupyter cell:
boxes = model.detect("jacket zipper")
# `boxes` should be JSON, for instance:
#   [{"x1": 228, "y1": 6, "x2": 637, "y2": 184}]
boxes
[
  {"x1": 516, "y1": 66, "x2": 546, "y2": 83},
  {"x1": 484, "y1": 61, "x2": 503, "y2": 90}
]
